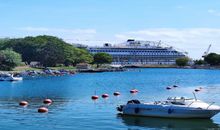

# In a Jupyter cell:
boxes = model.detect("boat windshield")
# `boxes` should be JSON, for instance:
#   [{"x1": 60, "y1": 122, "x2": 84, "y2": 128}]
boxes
[
  {"x1": 170, "y1": 101, "x2": 185, "y2": 105},
  {"x1": 167, "y1": 97, "x2": 186, "y2": 105}
]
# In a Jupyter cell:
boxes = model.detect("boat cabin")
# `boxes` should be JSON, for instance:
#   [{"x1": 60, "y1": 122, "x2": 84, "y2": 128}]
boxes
[{"x1": 166, "y1": 97, "x2": 193, "y2": 105}]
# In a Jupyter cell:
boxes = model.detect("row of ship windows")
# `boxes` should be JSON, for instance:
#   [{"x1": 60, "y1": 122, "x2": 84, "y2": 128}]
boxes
[
  {"x1": 90, "y1": 52, "x2": 181, "y2": 56},
  {"x1": 89, "y1": 50, "x2": 177, "y2": 53},
  {"x1": 111, "y1": 53, "x2": 182, "y2": 55},
  {"x1": 111, "y1": 55, "x2": 183, "y2": 57}
]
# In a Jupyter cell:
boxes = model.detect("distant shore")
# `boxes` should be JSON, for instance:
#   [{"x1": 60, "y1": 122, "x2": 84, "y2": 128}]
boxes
[{"x1": 1, "y1": 64, "x2": 220, "y2": 76}]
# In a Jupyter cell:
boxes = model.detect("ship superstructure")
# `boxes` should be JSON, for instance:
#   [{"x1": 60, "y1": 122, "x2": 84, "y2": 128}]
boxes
[{"x1": 88, "y1": 39, "x2": 186, "y2": 65}]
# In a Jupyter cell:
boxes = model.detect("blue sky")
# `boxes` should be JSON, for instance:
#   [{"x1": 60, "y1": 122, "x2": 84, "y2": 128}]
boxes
[{"x1": 1, "y1": 0, "x2": 220, "y2": 58}]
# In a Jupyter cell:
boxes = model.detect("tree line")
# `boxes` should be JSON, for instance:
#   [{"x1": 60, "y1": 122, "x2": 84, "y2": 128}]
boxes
[
  {"x1": 0, "y1": 35, "x2": 112, "y2": 70},
  {"x1": 175, "y1": 53, "x2": 220, "y2": 66}
]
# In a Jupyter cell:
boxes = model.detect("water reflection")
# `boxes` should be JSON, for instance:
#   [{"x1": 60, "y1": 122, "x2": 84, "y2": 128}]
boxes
[{"x1": 119, "y1": 114, "x2": 220, "y2": 129}]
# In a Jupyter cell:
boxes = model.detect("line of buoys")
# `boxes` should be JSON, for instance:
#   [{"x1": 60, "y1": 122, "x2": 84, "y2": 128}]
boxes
[
  {"x1": 19, "y1": 99, "x2": 52, "y2": 113},
  {"x1": 91, "y1": 95, "x2": 99, "y2": 100},
  {"x1": 91, "y1": 91, "x2": 121, "y2": 100},
  {"x1": 102, "y1": 94, "x2": 109, "y2": 98},
  {"x1": 19, "y1": 101, "x2": 28, "y2": 107},
  {"x1": 130, "y1": 89, "x2": 138, "y2": 93},
  {"x1": 91, "y1": 89, "x2": 139, "y2": 100},
  {"x1": 43, "y1": 99, "x2": 53, "y2": 105},
  {"x1": 38, "y1": 107, "x2": 48, "y2": 113},
  {"x1": 113, "y1": 92, "x2": 120, "y2": 96}
]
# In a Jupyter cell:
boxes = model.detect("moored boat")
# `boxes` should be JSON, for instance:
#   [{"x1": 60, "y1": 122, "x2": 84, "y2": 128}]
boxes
[
  {"x1": 117, "y1": 96, "x2": 220, "y2": 118},
  {"x1": 0, "y1": 73, "x2": 23, "y2": 81}
]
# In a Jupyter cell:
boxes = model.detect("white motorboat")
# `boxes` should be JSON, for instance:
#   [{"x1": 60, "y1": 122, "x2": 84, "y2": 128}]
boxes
[
  {"x1": 117, "y1": 96, "x2": 220, "y2": 119},
  {"x1": 0, "y1": 73, "x2": 23, "y2": 81}
]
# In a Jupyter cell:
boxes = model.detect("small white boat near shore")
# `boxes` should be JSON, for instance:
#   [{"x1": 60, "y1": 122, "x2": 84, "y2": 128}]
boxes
[
  {"x1": 0, "y1": 73, "x2": 23, "y2": 81},
  {"x1": 117, "y1": 96, "x2": 220, "y2": 119}
]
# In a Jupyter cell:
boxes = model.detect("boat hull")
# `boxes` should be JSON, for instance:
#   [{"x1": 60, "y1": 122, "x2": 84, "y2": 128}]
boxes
[{"x1": 122, "y1": 104, "x2": 220, "y2": 119}]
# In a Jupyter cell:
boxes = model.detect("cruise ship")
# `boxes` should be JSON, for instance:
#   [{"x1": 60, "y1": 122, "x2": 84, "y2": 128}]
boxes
[{"x1": 88, "y1": 39, "x2": 187, "y2": 65}]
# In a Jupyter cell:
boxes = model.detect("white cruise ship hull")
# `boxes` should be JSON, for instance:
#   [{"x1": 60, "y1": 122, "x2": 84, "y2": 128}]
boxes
[{"x1": 121, "y1": 104, "x2": 220, "y2": 119}]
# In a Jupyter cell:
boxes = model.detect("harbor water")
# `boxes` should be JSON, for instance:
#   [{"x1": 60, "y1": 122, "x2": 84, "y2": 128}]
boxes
[{"x1": 0, "y1": 68, "x2": 220, "y2": 130}]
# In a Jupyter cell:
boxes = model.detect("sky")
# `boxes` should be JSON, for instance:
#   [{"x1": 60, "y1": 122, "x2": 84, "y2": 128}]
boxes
[{"x1": 1, "y1": 0, "x2": 220, "y2": 59}]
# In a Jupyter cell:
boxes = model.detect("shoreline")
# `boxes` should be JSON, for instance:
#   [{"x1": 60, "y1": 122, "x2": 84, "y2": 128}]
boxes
[{"x1": 1, "y1": 65, "x2": 220, "y2": 76}]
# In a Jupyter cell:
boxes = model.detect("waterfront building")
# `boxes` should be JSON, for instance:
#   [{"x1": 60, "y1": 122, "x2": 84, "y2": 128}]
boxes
[{"x1": 88, "y1": 39, "x2": 187, "y2": 65}]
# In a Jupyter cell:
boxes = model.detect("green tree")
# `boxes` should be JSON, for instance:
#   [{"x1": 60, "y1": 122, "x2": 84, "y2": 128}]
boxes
[
  {"x1": 175, "y1": 57, "x2": 189, "y2": 66},
  {"x1": 204, "y1": 53, "x2": 220, "y2": 65},
  {"x1": 2, "y1": 35, "x2": 93, "y2": 67},
  {"x1": 2, "y1": 37, "x2": 40, "y2": 64},
  {"x1": 62, "y1": 45, "x2": 93, "y2": 66},
  {"x1": 0, "y1": 49, "x2": 22, "y2": 71},
  {"x1": 0, "y1": 38, "x2": 9, "y2": 49},
  {"x1": 37, "y1": 41, "x2": 64, "y2": 67},
  {"x1": 194, "y1": 59, "x2": 205, "y2": 65},
  {"x1": 93, "y1": 52, "x2": 112, "y2": 67}
]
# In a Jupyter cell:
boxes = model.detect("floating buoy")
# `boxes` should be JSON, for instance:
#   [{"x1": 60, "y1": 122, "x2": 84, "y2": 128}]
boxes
[
  {"x1": 38, "y1": 107, "x2": 48, "y2": 113},
  {"x1": 166, "y1": 87, "x2": 172, "y2": 90},
  {"x1": 91, "y1": 95, "x2": 99, "y2": 100},
  {"x1": 130, "y1": 89, "x2": 138, "y2": 93},
  {"x1": 19, "y1": 101, "x2": 28, "y2": 107},
  {"x1": 102, "y1": 94, "x2": 109, "y2": 98},
  {"x1": 194, "y1": 89, "x2": 200, "y2": 92},
  {"x1": 195, "y1": 87, "x2": 202, "y2": 92},
  {"x1": 43, "y1": 99, "x2": 52, "y2": 105},
  {"x1": 173, "y1": 85, "x2": 178, "y2": 88},
  {"x1": 113, "y1": 92, "x2": 120, "y2": 96}
]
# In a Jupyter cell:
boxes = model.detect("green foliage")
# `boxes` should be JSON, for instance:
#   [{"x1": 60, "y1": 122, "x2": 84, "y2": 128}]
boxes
[
  {"x1": 175, "y1": 57, "x2": 189, "y2": 66},
  {"x1": 0, "y1": 49, "x2": 22, "y2": 71},
  {"x1": 0, "y1": 38, "x2": 10, "y2": 49},
  {"x1": 93, "y1": 52, "x2": 112, "y2": 67},
  {"x1": 1, "y1": 35, "x2": 93, "y2": 67},
  {"x1": 194, "y1": 59, "x2": 205, "y2": 65},
  {"x1": 204, "y1": 53, "x2": 220, "y2": 65}
]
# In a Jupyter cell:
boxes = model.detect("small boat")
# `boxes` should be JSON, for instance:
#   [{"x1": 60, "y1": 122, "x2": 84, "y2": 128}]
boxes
[
  {"x1": 117, "y1": 96, "x2": 220, "y2": 118},
  {"x1": 0, "y1": 73, "x2": 23, "y2": 81}
]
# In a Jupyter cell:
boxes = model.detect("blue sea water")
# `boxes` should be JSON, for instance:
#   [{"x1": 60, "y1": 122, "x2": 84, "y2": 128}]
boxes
[{"x1": 1, "y1": 68, "x2": 220, "y2": 130}]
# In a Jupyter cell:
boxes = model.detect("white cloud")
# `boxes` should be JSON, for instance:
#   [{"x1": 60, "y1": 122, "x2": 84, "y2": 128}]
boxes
[
  {"x1": 208, "y1": 9, "x2": 220, "y2": 16},
  {"x1": 16, "y1": 27, "x2": 97, "y2": 44},
  {"x1": 115, "y1": 28, "x2": 220, "y2": 59}
]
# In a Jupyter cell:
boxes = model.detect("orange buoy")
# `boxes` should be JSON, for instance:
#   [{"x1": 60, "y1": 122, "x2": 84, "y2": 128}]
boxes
[
  {"x1": 195, "y1": 87, "x2": 202, "y2": 92},
  {"x1": 134, "y1": 89, "x2": 139, "y2": 92},
  {"x1": 43, "y1": 99, "x2": 52, "y2": 104},
  {"x1": 194, "y1": 88, "x2": 201, "y2": 92},
  {"x1": 113, "y1": 92, "x2": 120, "y2": 96},
  {"x1": 38, "y1": 107, "x2": 48, "y2": 113},
  {"x1": 194, "y1": 89, "x2": 200, "y2": 92},
  {"x1": 91, "y1": 95, "x2": 99, "y2": 100},
  {"x1": 19, "y1": 101, "x2": 28, "y2": 107},
  {"x1": 130, "y1": 89, "x2": 138, "y2": 93},
  {"x1": 173, "y1": 85, "x2": 178, "y2": 88},
  {"x1": 102, "y1": 94, "x2": 109, "y2": 98}
]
